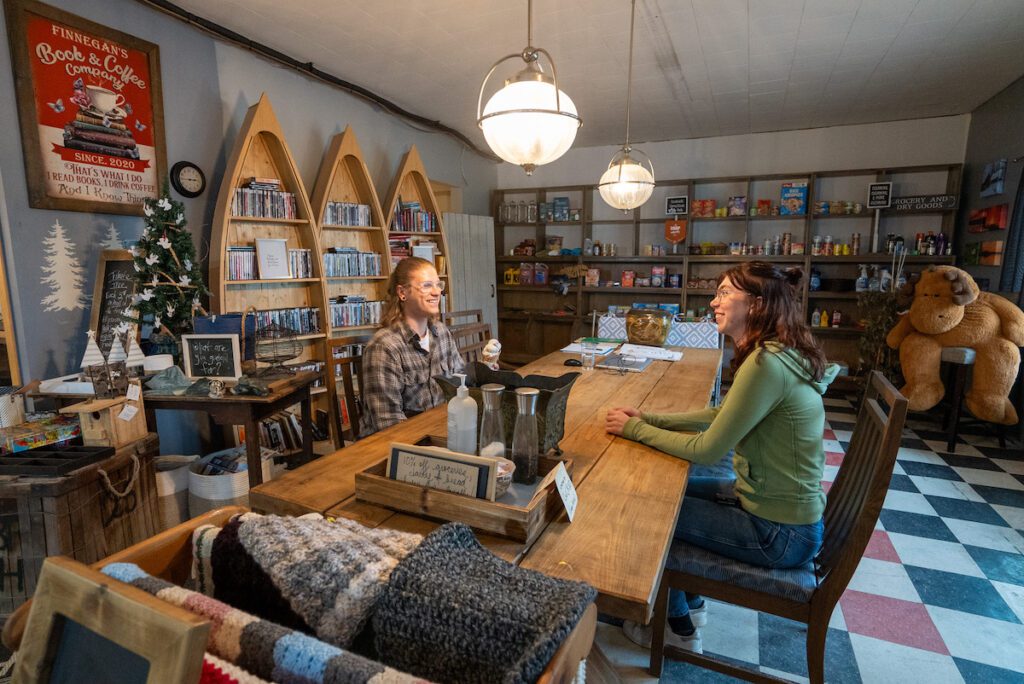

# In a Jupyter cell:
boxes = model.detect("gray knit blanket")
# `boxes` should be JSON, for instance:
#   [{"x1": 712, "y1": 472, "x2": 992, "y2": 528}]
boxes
[{"x1": 372, "y1": 523, "x2": 597, "y2": 684}]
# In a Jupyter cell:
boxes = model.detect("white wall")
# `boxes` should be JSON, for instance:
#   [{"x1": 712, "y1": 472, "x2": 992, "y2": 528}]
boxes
[{"x1": 497, "y1": 115, "x2": 971, "y2": 188}]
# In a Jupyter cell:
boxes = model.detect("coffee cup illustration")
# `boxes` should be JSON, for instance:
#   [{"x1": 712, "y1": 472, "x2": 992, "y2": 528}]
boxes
[{"x1": 85, "y1": 85, "x2": 125, "y2": 114}]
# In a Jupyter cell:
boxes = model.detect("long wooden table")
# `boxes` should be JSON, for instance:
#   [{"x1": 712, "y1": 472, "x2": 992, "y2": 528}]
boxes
[{"x1": 250, "y1": 348, "x2": 722, "y2": 623}]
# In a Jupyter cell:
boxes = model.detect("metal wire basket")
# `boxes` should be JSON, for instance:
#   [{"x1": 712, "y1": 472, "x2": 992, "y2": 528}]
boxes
[{"x1": 254, "y1": 322, "x2": 301, "y2": 376}]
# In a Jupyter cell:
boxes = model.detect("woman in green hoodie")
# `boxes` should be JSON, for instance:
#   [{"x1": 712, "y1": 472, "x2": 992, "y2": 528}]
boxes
[{"x1": 607, "y1": 261, "x2": 838, "y2": 652}]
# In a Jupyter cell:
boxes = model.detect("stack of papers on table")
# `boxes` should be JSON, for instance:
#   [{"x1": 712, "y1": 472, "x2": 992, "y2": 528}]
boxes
[
  {"x1": 618, "y1": 344, "x2": 683, "y2": 361},
  {"x1": 596, "y1": 354, "x2": 654, "y2": 373},
  {"x1": 560, "y1": 341, "x2": 617, "y2": 355}
]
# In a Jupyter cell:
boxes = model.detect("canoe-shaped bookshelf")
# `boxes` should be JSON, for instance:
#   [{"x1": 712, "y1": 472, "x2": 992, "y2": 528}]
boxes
[
  {"x1": 209, "y1": 93, "x2": 331, "y2": 401},
  {"x1": 310, "y1": 126, "x2": 391, "y2": 339},
  {"x1": 382, "y1": 145, "x2": 454, "y2": 304}
]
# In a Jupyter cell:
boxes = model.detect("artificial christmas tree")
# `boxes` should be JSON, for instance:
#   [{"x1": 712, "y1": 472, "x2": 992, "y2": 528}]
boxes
[{"x1": 126, "y1": 188, "x2": 209, "y2": 342}]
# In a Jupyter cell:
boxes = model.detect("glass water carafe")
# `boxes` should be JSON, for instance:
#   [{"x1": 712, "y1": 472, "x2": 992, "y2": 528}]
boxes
[
  {"x1": 479, "y1": 383, "x2": 506, "y2": 458},
  {"x1": 511, "y1": 387, "x2": 539, "y2": 484}
]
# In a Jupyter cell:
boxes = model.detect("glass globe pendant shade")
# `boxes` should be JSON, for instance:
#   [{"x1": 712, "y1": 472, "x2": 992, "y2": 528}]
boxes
[
  {"x1": 481, "y1": 77, "x2": 580, "y2": 174},
  {"x1": 598, "y1": 148, "x2": 655, "y2": 211}
]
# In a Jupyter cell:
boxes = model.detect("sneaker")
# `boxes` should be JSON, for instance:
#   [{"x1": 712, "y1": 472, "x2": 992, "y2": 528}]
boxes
[
  {"x1": 621, "y1": 620, "x2": 703, "y2": 654},
  {"x1": 689, "y1": 601, "x2": 708, "y2": 628}
]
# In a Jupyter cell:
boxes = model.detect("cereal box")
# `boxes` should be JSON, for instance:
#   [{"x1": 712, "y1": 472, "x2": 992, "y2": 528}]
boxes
[
  {"x1": 621, "y1": 270, "x2": 635, "y2": 288},
  {"x1": 780, "y1": 182, "x2": 808, "y2": 215}
]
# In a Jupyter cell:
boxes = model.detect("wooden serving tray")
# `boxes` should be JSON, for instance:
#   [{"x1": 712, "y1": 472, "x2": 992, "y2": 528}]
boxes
[
  {"x1": 354, "y1": 436, "x2": 572, "y2": 545},
  {"x1": 0, "y1": 445, "x2": 114, "y2": 477}
]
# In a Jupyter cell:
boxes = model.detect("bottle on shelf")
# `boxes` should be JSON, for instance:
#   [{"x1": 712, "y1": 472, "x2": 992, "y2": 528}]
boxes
[
  {"x1": 478, "y1": 383, "x2": 506, "y2": 458},
  {"x1": 880, "y1": 268, "x2": 893, "y2": 293},
  {"x1": 855, "y1": 265, "x2": 869, "y2": 293},
  {"x1": 811, "y1": 307, "x2": 821, "y2": 327},
  {"x1": 511, "y1": 387, "x2": 540, "y2": 484},
  {"x1": 527, "y1": 200, "x2": 538, "y2": 224},
  {"x1": 446, "y1": 373, "x2": 477, "y2": 455},
  {"x1": 832, "y1": 309, "x2": 841, "y2": 328},
  {"x1": 868, "y1": 266, "x2": 880, "y2": 292},
  {"x1": 820, "y1": 309, "x2": 829, "y2": 328},
  {"x1": 809, "y1": 268, "x2": 821, "y2": 292}
]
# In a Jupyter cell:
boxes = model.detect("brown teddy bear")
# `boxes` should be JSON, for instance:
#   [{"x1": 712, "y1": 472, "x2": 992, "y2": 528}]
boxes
[{"x1": 886, "y1": 265, "x2": 1024, "y2": 425}]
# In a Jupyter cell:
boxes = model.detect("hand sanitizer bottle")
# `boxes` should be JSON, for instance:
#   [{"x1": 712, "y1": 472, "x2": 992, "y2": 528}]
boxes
[
  {"x1": 811, "y1": 307, "x2": 821, "y2": 327},
  {"x1": 446, "y1": 373, "x2": 477, "y2": 454}
]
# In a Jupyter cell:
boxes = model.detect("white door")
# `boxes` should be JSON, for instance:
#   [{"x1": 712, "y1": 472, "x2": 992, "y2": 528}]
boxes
[{"x1": 443, "y1": 213, "x2": 497, "y2": 335}]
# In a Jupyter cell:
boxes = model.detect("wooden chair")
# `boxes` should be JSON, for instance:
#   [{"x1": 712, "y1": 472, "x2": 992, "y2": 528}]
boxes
[
  {"x1": 443, "y1": 309, "x2": 484, "y2": 329},
  {"x1": 649, "y1": 370, "x2": 908, "y2": 683},
  {"x1": 327, "y1": 339, "x2": 366, "y2": 446},
  {"x1": 444, "y1": 309, "x2": 498, "y2": 365}
]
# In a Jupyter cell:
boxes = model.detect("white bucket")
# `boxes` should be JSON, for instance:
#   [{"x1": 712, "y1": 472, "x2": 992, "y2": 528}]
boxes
[
  {"x1": 154, "y1": 455, "x2": 198, "y2": 531},
  {"x1": 188, "y1": 446, "x2": 276, "y2": 515}
]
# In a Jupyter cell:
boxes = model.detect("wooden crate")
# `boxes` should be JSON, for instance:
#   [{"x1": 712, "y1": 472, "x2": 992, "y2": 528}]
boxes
[
  {"x1": 0, "y1": 433, "x2": 159, "y2": 616},
  {"x1": 355, "y1": 436, "x2": 572, "y2": 545}
]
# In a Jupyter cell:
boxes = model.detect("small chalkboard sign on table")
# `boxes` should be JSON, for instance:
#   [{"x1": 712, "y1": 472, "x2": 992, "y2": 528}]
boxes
[
  {"x1": 181, "y1": 334, "x2": 241, "y2": 381},
  {"x1": 90, "y1": 250, "x2": 137, "y2": 356}
]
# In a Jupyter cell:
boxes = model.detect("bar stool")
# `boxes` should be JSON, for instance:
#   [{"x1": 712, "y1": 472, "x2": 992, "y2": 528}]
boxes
[{"x1": 941, "y1": 347, "x2": 1005, "y2": 452}]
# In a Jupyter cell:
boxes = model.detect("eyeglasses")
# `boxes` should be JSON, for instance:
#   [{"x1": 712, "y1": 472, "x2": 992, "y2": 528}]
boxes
[
  {"x1": 712, "y1": 288, "x2": 746, "y2": 300},
  {"x1": 407, "y1": 280, "x2": 446, "y2": 293}
]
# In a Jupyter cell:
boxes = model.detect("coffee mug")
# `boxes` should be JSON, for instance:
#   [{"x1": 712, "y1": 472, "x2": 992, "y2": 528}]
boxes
[{"x1": 85, "y1": 85, "x2": 125, "y2": 114}]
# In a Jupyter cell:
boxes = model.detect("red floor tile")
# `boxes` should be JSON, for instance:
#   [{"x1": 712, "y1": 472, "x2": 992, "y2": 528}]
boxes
[
  {"x1": 863, "y1": 529, "x2": 901, "y2": 563},
  {"x1": 822, "y1": 480, "x2": 833, "y2": 493},
  {"x1": 823, "y1": 429, "x2": 836, "y2": 440},
  {"x1": 826, "y1": 451, "x2": 845, "y2": 466},
  {"x1": 840, "y1": 590, "x2": 948, "y2": 654}
]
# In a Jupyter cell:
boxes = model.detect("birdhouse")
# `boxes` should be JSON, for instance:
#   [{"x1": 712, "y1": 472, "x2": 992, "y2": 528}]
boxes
[{"x1": 60, "y1": 388, "x2": 146, "y2": 448}]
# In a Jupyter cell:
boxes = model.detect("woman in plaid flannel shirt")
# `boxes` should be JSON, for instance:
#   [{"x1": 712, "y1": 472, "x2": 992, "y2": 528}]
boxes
[{"x1": 361, "y1": 257, "x2": 464, "y2": 434}]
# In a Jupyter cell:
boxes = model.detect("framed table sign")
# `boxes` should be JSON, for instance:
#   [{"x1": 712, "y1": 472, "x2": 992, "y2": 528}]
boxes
[
  {"x1": 181, "y1": 333, "x2": 241, "y2": 381},
  {"x1": 387, "y1": 442, "x2": 499, "y2": 501}
]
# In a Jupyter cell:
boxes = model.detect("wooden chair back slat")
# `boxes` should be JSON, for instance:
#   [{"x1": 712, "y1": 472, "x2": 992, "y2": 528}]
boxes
[
  {"x1": 816, "y1": 372, "x2": 907, "y2": 579},
  {"x1": 443, "y1": 309, "x2": 483, "y2": 328},
  {"x1": 327, "y1": 338, "x2": 367, "y2": 445},
  {"x1": 450, "y1": 321, "x2": 493, "y2": 365}
]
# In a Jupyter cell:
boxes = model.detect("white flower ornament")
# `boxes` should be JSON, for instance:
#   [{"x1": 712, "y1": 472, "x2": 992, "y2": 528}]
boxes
[
  {"x1": 145, "y1": 253, "x2": 159, "y2": 265},
  {"x1": 157, "y1": 236, "x2": 171, "y2": 249},
  {"x1": 179, "y1": 275, "x2": 191, "y2": 287},
  {"x1": 139, "y1": 288, "x2": 154, "y2": 301},
  {"x1": 143, "y1": 204, "x2": 154, "y2": 217},
  {"x1": 157, "y1": 198, "x2": 171, "y2": 211}
]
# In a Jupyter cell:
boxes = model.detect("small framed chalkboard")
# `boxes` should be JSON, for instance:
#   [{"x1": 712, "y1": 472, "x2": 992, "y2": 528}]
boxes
[
  {"x1": 181, "y1": 334, "x2": 242, "y2": 381},
  {"x1": 90, "y1": 249, "x2": 137, "y2": 356},
  {"x1": 14, "y1": 556, "x2": 209, "y2": 683}
]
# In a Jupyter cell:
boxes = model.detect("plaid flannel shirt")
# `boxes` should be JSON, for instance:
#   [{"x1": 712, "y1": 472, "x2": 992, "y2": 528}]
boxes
[{"x1": 361, "y1": 319, "x2": 465, "y2": 434}]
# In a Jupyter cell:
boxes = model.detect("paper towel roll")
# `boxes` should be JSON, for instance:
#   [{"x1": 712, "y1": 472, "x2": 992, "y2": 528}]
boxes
[{"x1": 143, "y1": 354, "x2": 174, "y2": 372}]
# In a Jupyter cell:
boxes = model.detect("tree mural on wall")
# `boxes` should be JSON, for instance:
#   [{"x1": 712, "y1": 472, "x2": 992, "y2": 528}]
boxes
[
  {"x1": 104, "y1": 223, "x2": 123, "y2": 250},
  {"x1": 40, "y1": 219, "x2": 87, "y2": 312}
]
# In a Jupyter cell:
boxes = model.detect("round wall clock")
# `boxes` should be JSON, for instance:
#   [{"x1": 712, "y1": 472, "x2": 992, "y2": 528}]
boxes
[{"x1": 170, "y1": 161, "x2": 206, "y2": 198}]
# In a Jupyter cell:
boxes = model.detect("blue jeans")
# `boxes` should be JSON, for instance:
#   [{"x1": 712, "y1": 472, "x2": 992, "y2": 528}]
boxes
[{"x1": 667, "y1": 476, "x2": 824, "y2": 618}]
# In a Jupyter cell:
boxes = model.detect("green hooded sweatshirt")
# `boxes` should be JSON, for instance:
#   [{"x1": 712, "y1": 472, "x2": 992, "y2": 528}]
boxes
[{"x1": 623, "y1": 342, "x2": 839, "y2": 525}]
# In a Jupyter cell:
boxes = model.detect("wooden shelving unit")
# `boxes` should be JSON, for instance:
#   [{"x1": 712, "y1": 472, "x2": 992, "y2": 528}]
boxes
[
  {"x1": 0, "y1": 240, "x2": 19, "y2": 385},
  {"x1": 493, "y1": 164, "x2": 962, "y2": 368},
  {"x1": 310, "y1": 126, "x2": 391, "y2": 340},
  {"x1": 382, "y1": 145, "x2": 454, "y2": 304},
  {"x1": 209, "y1": 93, "x2": 331, "y2": 407}
]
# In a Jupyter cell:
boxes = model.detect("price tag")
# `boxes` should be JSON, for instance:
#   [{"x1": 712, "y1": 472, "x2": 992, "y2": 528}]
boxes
[
  {"x1": 553, "y1": 461, "x2": 578, "y2": 522},
  {"x1": 118, "y1": 404, "x2": 138, "y2": 422},
  {"x1": 126, "y1": 384, "x2": 141, "y2": 402}
]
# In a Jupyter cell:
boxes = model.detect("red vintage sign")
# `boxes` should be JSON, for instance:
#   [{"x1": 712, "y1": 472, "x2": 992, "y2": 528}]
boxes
[
  {"x1": 7, "y1": 0, "x2": 166, "y2": 214},
  {"x1": 664, "y1": 219, "x2": 687, "y2": 244}
]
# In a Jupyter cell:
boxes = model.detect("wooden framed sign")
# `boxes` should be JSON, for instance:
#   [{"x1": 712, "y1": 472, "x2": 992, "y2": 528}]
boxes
[
  {"x1": 90, "y1": 249, "x2": 136, "y2": 356},
  {"x1": 387, "y1": 442, "x2": 499, "y2": 501},
  {"x1": 14, "y1": 556, "x2": 209, "y2": 683},
  {"x1": 4, "y1": 0, "x2": 168, "y2": 215},
  {"x1": 255, "y1": 237, "x2": 290, "y2": 279},
  {"x1": 181, "y1": 334, "x2": 241, "y2": 381}
]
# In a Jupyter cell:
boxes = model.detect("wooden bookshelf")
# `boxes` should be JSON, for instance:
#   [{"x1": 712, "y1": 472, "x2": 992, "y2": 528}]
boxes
[
  {"x1": 208, "y1": 93, "x2": 332, "y2": 418},
  {"x1": 310, "y1": 126, "x2": 391, "y2": 339},
  {"x1": 382, "y1": 145, "x2": 454, "y2": 304}
]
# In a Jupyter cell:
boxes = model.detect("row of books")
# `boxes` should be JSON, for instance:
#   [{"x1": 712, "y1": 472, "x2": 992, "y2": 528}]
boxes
[
  {"x1": 323, "y1": 249, "x2": 383, "y2": 277},
  {"x1": 289, "y1": 248, "x2": 313, "y2": 278},
  {"x1": 252, "y1": 307, "x2": 321, "y2": 335},
  {"x1": 226, "y1": 246, "x2": 257, "y2": 280},
  {"x1": 332, "y1": 341, "x2": 365, "y2": 362},
  {"x1": 225, "y1": 247, "x2": 314, "y2": 280},
  {"x1": 329, "y1": 296, "x2": 383, "y2": 328},
  {"x1": 232, "y1": 187, "x2": 298, "y2": 219},
  {"x1": 390, "y1": 200, "x2": 437, "y2": 232},
  {"x1": 256, "y1": 411, "x2": 305, "y2": 454},
  {"x1": 323, "y1": 201, "x2": 372, "y2": 227}
]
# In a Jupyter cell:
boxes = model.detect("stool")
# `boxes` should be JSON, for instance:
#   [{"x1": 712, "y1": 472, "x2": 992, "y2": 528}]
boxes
[{"x1": 941, "y1": 347, "x2": 1006, "y2": 452}]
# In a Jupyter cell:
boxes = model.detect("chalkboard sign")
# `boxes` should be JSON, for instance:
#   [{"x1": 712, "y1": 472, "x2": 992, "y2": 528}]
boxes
[
  {"x1": 890, "y1": 194, "x2": 958, "y2": 212},
  {"x1": 181, "y1": 334, "x2": 241, "y2": 380},
  {"x1": 89, "y1": 250, "x2": 137, "y2": 356},
  {"x1": 665, "y1": 195, "x2": 689, "y2": 215},
  {"x1": 867, "y1": 182, "x2": 892, "y2": 209}
]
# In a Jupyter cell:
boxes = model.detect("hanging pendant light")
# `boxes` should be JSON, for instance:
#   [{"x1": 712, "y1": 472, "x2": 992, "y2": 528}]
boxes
[
  {"x1": 477, "y1": 0, "x2": 581, "y2": 175},
  {"x1": 599, "y1": 0, "x2": 655, "y2": 211}
]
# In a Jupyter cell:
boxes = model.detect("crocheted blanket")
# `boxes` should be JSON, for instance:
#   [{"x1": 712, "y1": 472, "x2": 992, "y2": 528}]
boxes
[
  {"x1": 372, "y1": 523, "x2": 597, "y2": 684},
  {"x1": 102, "y1": 563, "x2": 430, "y2": 684},
  {"x1": 192, "y1": 512, "x2": 423, "y2": 648}
]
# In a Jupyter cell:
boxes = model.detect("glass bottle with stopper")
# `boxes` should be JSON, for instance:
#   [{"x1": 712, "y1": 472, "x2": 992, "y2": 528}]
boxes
[
  {"x1": 511, "y1": 387, "x2": 539, "y2": 484},
  {"x1": 478, "y1": 383, "x2": 506, "y2": 458}
]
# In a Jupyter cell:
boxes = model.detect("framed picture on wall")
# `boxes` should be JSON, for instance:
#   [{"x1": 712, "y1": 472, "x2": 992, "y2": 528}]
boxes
[
  {"x1": 980, "y1": 159, "x2": 1007, "y2": 198},
  {"x1": 3, "y1": 0, "x2": 167, "y2": 215}
]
